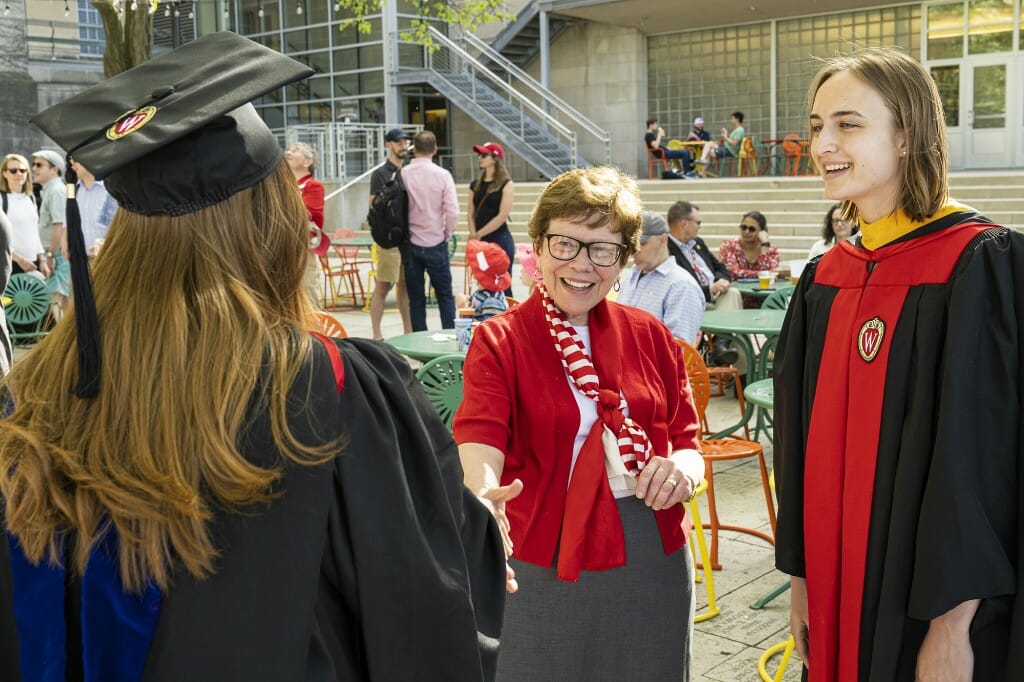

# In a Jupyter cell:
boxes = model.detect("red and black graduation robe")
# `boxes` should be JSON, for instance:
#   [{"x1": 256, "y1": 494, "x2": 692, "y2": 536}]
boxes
[
  {"x1": 774, "y1": 209, "x2": 1024, "y2": 681},
  {"x1": 0, "y1": 339, "x2": 505, "y2": 681}
]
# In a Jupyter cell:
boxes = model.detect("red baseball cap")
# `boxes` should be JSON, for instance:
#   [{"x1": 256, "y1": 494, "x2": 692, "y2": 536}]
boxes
[
  {"x1": 472, "y1": 142, "x2": 504, "y2": 160},
  {"x1": 466, "y1": 240, "x2": 512, "y2": 291}
]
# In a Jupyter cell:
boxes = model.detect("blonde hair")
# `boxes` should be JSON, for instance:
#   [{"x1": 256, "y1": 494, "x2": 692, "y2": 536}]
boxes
[
  {"x1": 527, "y1": 166, "x2": 642, "y2": 265},
  {"x1": 0, "y1": 154, "x2": 34, "y2": 195},
  {"x1": 807, "y1": 47, "x2": 948, "y2": 222},
  {"x1": 0, "y1": 161, "x2": 336, "y2": 592}
]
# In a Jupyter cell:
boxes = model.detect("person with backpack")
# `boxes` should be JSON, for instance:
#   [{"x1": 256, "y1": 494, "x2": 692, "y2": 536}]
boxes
[
  {"x1": 0, "y1": 153, "x2": 48, "y2": 278},
  {"x1": 399, "y1": 130, "x2": 459, "y2": 331},
  {"x1": 366, "y1": 128, "x2": 412, "y2": 339}
]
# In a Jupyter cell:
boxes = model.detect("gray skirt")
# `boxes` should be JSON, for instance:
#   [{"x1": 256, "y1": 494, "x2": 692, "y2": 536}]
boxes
[{"x1": 497, "y1": 496, "x2": 694, "y2": 681}]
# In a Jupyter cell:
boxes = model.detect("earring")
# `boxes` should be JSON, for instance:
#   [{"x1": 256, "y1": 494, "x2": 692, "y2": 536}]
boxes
[{"x1": 613, "y1": 280, "x2": 621, "y2": 292}]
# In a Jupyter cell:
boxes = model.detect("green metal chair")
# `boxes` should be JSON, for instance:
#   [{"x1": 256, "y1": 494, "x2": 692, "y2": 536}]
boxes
[
  {"x1": 4, "y1": 273, "x2": 52, "y2": 345},
  {"x1": 415, "y1": 353, "x2": 465, "y2": 429},
  {"x1": 761, "y1": 286, "x2": 794, "y2": 311}
]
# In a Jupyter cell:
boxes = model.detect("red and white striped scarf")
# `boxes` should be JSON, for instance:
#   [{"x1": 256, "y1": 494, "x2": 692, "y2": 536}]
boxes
[{"x1": 538, "y1": 283, "x2": 652, "y2": 473}]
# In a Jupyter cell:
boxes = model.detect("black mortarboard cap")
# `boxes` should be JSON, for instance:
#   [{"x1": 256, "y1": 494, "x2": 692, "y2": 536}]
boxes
[{"x1": 30, "y1": 31, "x2": 313, "y2": 398}]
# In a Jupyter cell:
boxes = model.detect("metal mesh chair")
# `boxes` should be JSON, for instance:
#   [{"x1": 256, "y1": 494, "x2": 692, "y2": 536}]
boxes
[
  {"x1": 414, "y1": 353, "x2": 465, "y2": 429},
  {"x1": 4, "y1": 273, "x2": 51, "y2": 345}
]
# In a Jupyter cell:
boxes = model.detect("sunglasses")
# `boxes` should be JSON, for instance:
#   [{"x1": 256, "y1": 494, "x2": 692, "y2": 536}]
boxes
[
  {"x1": 740, "y1": 224, "x2": 759, "y2": 233},
  {"x1": 4, "y1": 168, "x2": 27, "y2": 174}
]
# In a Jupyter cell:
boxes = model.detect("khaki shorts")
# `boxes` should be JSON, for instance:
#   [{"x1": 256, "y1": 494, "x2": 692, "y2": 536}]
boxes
[{"x1": 376, "y1": 245, "x2": 402, "y2": 283}]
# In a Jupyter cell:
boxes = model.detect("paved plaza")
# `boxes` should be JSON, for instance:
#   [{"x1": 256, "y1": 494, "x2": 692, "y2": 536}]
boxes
[{"x1": 325, "y1": 287, "x2": 799, "y2": 682}]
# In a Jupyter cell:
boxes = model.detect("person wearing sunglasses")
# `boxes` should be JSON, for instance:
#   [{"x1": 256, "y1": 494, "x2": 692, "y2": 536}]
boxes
[
  {"x1": 0, "y1": 154, "x2": 49, "y2": 278},
  {"x1": 718, "y1": 210, "x2": 780, "y2": 280},
  {"x1": 455, "y1": 166, "x2": 705, "y2": 681},
  {"x1": 468, "y1": 141, "x2": 516, "y2": 295}
]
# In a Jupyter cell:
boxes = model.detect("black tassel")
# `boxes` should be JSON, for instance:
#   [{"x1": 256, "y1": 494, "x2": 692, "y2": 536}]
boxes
[{"x1": 63, "y1": 161, "x2": 101, "y2": 398}]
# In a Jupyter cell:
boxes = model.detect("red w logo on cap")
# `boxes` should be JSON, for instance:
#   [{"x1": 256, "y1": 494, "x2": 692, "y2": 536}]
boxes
[{"x1": 106, "y1": 106, "x2": 157, "y2": 141}]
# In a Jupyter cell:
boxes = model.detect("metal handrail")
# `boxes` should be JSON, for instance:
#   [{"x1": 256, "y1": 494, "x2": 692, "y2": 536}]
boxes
[
  {"x1": 461, "y1": 30, "x2": 611, "y2": 163},
  {"x1": 397, "y1": 25, "x2": 577, "y2": 163}
]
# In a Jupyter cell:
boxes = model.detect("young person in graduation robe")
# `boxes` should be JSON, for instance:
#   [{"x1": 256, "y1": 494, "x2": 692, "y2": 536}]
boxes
[
  {"x1": 0, "y1": 32, "x2": 504, "y2": 682},
  {"x1": 773, "y1": 46, "x2": 1024, "y2": 682}
]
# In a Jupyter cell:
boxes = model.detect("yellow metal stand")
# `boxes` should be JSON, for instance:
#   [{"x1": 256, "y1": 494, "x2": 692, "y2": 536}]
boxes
[
  {"x1": 687, "y1": 480, "x2": 720, "y2": 623},
  {"x1": 758, "y1": 636, "x2": 796, "y2": 681}
]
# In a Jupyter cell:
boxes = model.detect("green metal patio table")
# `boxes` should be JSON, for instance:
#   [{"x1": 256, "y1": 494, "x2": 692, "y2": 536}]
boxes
[
  {"x1": 729, "y1": 279, "x2": 794, "y2": 300},
  {"x1": 386, "y1": 330, "x2": 462, "y2": 362},
  {"x1": 700, "y1": 308, "x2": 786, "y2": 439}
]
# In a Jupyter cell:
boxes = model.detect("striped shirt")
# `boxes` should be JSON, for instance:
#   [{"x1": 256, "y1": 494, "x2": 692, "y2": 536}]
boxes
[{"x1": 617, "y1": 257, "x2": 706, "y2": 344}]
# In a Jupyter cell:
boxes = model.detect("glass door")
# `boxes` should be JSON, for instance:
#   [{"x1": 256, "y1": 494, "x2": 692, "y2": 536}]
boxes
[{"x1": 964, "y1": 57, "x2": 1012, "y2": 167}]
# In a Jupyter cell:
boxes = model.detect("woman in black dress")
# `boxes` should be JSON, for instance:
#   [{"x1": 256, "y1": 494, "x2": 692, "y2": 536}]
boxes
[{"x1": 467, "y1": 142, "x2": 515, "y2": 295}]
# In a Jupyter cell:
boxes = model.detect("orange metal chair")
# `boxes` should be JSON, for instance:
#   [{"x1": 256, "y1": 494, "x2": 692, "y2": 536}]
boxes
[
  {"x1": 312, "y1": 311, "x2": 348, "y2": 338},
  {"x1": 646, "y1": 143, "x2": 669, "y2": 179},
  {"x1": 738, "y1": 136, "x2": 763, "y2": 177},
  {"x1": 678, "y1": 339, "x2": 776, "y2": 570},
  {"x1": 321, "y1": 228, "x2": 371, "y2": 309},
  {"x1": 782, "y1": 133, "x2": 811, "y2": 176},
  {"x1": 696, "y1": 333, "x2": 749, "y2": 439}
]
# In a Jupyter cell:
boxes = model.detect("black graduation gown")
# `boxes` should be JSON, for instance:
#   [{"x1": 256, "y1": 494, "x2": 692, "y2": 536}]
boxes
[
  {"x1": 0, "y1": 338, "x2": 505, "y2": 681},
  {"x1": 774, "y1": 211, "x2": 1024, "y2": 681}
]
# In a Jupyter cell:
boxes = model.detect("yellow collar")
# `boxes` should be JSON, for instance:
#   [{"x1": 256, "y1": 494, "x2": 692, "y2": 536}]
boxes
[{"x1": 859, "y1": 201, "x2": 972, "y2": 250}]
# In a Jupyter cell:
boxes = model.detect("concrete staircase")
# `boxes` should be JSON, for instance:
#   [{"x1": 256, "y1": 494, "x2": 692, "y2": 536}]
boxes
[{"x1": 456, "y1": 172, "x2": 1024, "y2": 261}]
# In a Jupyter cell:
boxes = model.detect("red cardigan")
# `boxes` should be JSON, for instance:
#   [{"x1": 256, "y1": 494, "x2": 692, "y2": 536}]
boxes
[{"x1": 453, "y1": 293, "x2": 701, "y2": 569}]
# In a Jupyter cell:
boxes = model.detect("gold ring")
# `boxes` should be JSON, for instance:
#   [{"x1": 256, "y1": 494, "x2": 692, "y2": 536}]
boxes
[{"x1": 665, "y1": 477, "x2": 679, "y2": 487}]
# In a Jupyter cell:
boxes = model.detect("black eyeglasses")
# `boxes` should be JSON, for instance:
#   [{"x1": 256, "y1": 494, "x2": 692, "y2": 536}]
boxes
[
  {"x1": 544, "y1": 233, "x2": 626, "y2": 267},
  {"x1": 31, "y1": 162, "x2": 47, "y2": 168},
  {"x1": 477, "y1": 153, "x2": 492, "y2": 159},
  {"x1": 740, "y1": 224, "x2": 759, "y2": 233},
  {"x1": 4, "y1": 168, "x2": 27, "y2": 174}
]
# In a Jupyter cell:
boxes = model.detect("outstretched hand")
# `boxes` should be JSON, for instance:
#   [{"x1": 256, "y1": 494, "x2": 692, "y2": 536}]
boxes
[{"x1": 481, "y1": 479, "x2": 523, "y2": 593}]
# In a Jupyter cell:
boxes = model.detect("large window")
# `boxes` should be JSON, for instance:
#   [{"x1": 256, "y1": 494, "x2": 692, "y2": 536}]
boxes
[
  {"x1": 648, "y1": 24, "x2": 772, "y2": 145},
  {"x1": 775, "y1": 6, "x2": 921, "y2": 137},
  {"x1": 647, "y1": 5, "x2": 920, "y2": 145},
  {"x1": 927, "y1": 0, "x2": 1020, "y2": 58},
  {"x1": 77, "y1": 0, "x2": 106, "y2": 56}
]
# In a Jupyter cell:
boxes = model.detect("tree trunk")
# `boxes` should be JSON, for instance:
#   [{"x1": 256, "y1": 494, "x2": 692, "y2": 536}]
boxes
[{"x1": 92, "y1": 0, "x2": 153, "y2": 78}]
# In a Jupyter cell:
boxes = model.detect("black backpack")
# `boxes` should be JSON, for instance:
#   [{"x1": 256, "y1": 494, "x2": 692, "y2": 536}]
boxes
[{"x1": 367, "y1": 169, "x2": 409, "y2": 249}]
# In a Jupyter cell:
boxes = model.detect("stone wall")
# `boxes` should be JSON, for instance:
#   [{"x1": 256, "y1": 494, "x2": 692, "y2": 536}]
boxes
[
  {"x1": 0, "y1": 1, "x2": 43, "y2": 156},
  {"x1": 526, "y1": 22, "x2": 646, "y2": 176}
]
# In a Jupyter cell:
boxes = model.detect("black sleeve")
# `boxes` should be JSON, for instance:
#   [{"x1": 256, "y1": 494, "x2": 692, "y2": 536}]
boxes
[
  {"x1": 368, "y1": 167, "x2": 386, "y2": 197},
  {"x1": 773, "y1": 259, "x2": 823, "y2": 578},
  {"x1": 0, "y1": 212, "x2": 11, "y2": 372},
  {"x1": 644, "y1": 132, "x2": 657, "y2": 150},
  {"x1": 333, "y1": 339, "x2": 505, "y2": 682},
  {"x1": 700, "y1": 239, "x2": 732, "y2": 282},
  {"x1": 0, "y1": 504, "x2": 22, "y2": 681},
  {"x1": 907, "y1": 232, "x2": 1022, "y2": 620}
]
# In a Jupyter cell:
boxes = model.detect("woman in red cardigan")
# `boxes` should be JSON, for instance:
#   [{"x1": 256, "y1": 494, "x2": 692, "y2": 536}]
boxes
[{"x1": 453, "y1": 166, "x2": 705, "y2": 681}]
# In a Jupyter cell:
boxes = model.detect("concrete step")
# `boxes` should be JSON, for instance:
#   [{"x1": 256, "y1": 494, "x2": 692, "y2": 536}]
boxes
[{"x1": 456, "y1": 172, "x2": 1024, "y2": 256}]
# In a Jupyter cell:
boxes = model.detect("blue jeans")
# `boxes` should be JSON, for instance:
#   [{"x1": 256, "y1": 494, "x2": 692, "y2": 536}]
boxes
[
  {"x1": 479, "y1": 227, "x2": 515, "y2": 297},
  {"x1": 401, "y1": 240, "x2": 455, "y2": 330},
  {"x1": 657, "y1": 146, "x2": 693, "y2": 173}
]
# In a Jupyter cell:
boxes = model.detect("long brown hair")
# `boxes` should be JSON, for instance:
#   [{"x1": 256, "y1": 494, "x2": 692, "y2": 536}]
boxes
[
  {"x1": 0, "y1": 161, "x2": 336, "y2": 592},
  {"x1": 473, "y1": 156, "x2": 511, "y2": 197}
]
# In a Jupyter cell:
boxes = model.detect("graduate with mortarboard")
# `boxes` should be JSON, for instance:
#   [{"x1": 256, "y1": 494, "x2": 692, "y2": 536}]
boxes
[{"x1": 0, "y1": 31, "x2": 504, "y2": 682}]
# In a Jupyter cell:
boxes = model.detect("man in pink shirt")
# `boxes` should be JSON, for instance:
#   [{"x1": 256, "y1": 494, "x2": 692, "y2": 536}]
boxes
[{"x1": 399, "y1": 130, "x2": 459, "y2": 330}]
